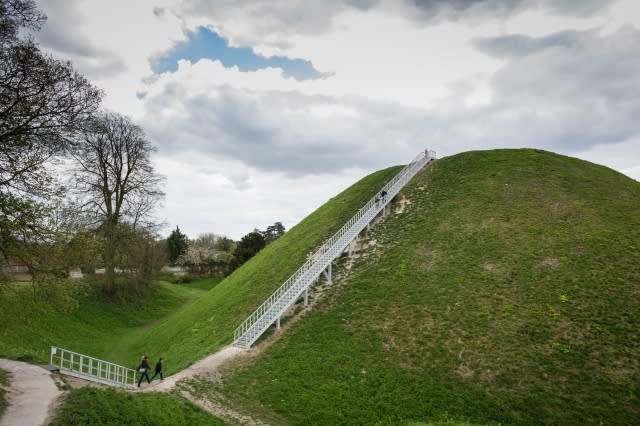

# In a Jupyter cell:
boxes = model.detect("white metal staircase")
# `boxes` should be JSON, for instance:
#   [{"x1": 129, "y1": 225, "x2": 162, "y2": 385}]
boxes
[{"x1": 233, "y1": 150, "x2": 436, "y2": 348}]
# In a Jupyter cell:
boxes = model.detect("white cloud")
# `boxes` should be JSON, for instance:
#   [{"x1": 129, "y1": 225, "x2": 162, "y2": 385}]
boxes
[
  {"x1": 576, "y1": 136, "x2": 640, "y2": 182},
  {"x1": 36, "y1": 0, "x2": 186, "y2": 118},
  {"x1": 156, "y1": 153, "x2": 369, "y2": 239},
  {"x1": 32, "y1": 0, "x2": 640, "y2": 239}
]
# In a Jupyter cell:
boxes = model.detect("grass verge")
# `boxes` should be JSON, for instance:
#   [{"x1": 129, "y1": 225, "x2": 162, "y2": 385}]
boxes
[
  {"x1": 50, "y1": 387, "x2": 226, "y2": 426},
  {"x1": 0, "y1": 368, "x2": 10, "y2": 417}
]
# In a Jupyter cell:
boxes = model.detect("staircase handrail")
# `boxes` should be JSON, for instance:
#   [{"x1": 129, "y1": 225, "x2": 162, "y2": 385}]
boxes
[
  {"x1": 233, "y1": 150, "x2": 435, "y2": 342},
  {"x1": 50, "y1": 345, "x2": 137, "y2": 388}
]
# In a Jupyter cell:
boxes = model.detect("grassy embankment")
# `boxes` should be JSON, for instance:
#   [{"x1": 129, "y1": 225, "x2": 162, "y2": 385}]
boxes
[
  {"x1": 0, "y1": 277, "x2": 220, "y2": 365},
  {"x1": 119, "y1": 166, "x2": 402, "y2": 373},
  {"x1": 214, "y1": 149, "x2": 639, "y2": 425}
]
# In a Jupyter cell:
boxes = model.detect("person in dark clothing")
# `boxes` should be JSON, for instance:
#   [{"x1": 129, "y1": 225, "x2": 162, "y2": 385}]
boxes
[
  {"x1": 137, "y1": 355, "x2": 151, "y2": 387},
  {"x1": 150, "y1": 357, "x2": 164, "y2": 382},
  {"x1": 381, "y1": 190, "x2": 387, "y2": 202}
]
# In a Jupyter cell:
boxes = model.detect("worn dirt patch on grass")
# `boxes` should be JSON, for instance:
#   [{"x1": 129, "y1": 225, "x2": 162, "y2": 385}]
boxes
[
  {"x1": 175, "y1": 386, "x2": 267, "y2": 426},
  {"x1": 483, "y1": 262, "x2": 503, "y2": 273},
  {"x1": 541, "y1": 257, "x2": 560, "y2": 267},
  {"x1": 455, "y1": 364, "x2": 475, "y2": 379},
  {"x1": 416, "y1": 248, "x2": 439, "y2": 271},
  {"x1": 394, "y1": 195, "x2": 412, "y2": 214}
]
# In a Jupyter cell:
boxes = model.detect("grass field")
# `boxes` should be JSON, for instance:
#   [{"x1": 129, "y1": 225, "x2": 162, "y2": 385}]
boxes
[
  {"x1": 0, "y1": 278, "x2": 228, "y2": 424},
  {"x1": 216, "y1": 149, "x2": 640, "y2": 424},
  {"x1": 50, "y1": 387, "x2": 225, "y2": 425},
  {"x1": 176, "y1": 276, "x2": 224, "y2": 291}
]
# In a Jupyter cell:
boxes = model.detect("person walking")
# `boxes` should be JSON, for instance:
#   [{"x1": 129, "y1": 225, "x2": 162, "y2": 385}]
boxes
[
  {"x1": 137, "y1": 355, "x2": 151, "y2": 387},
  {"x1": 150, "y1": 357, "x2": 164, "y2": 382}
]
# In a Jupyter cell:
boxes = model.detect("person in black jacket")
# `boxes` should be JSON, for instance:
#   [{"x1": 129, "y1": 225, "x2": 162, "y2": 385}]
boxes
[
  {"x1": 150, "y1": 357, "x2": 163, "y2": 382},
  {"x1": 137, "y1": 355, "x2": 151, "y2": 387}
]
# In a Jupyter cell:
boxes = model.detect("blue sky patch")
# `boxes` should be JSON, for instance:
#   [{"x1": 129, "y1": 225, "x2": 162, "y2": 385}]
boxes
[{"x1": 152, "y1": 27, "x2": 330, "y2": 81}]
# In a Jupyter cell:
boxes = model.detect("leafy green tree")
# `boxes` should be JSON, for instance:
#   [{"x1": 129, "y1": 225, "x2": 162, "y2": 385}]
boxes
[
  {"x1": 167, "y1": 226, "x2": 188, "y2": 265},
  {"x1": 69, "y1": 232, "x2": 104, "y2": 274},
  {"x1": 215, "y1": 236, "x2": 235, "y2": 253},
  {"x1": 264, "y1": 221, "x2": 286, "y2": 244},
  {"x1": 229, "y1": 231, "x2": 266, "y2": 271}
]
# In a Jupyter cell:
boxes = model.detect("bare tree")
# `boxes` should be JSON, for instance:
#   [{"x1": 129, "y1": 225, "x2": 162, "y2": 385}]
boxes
[
  {"x1": 0, "y1": 43, "x2": 102, "y2": 192},
  {"x1": 71, "y1": 112, "x2": 164, "y2": 295},
  {"x1": 1, "y1": 0, "x2": 102, "y2": 195},
  {"x1": 0, "y1": 0, "x2": 44, "y2": 45}
]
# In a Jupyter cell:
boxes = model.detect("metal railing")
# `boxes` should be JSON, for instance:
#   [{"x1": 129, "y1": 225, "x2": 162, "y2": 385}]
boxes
[
  {"x1": 233, "y1": 150, "x2": 436, "y2": 347},
  {"x1": 50, "y1": 346, "x2": 137, "y2": 388}
]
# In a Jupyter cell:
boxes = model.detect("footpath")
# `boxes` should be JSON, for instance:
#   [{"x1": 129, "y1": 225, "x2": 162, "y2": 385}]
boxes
[
  {"x1": 141, "y1": 345, "x2": 246, "y2": 392},
  {"x1": 140, "y1": 345, "x2": 267, "y2": 425},
  {"x1": 0, "y1": 359, "x2": 62, "y2": 426},
  {"x1": 0, "y1": 348, "x2": 251, "y2": 426}
]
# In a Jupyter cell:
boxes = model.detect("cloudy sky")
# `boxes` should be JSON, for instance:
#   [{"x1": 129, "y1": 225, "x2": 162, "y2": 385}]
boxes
[{"x1": 35, "y1": 0, "x2": 640, "y2": 240}]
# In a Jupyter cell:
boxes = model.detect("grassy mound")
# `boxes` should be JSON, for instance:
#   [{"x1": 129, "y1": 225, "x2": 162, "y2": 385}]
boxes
[
  {"x1": 122, "y1": 166, "x2": 402, "y2": 373},
  {"x1": 218, "y1": 149, "x2": 639, "y2": 424},
  {"x1": 50, "y1": 387, "x2": 224, "y2": 425}
]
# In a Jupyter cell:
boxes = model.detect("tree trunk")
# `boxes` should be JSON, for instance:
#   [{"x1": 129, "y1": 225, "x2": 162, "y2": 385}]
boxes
[{"x1": 103, "y1": 221, "x2": 116, "y2": 295}]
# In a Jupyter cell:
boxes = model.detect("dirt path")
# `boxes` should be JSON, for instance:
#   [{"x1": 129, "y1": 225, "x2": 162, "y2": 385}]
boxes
[
  {"x1": 140, "y1": 345, "x2": 247, "y2": 392},
  {"x1": 138, "y1": 345, "x2": 271, "y2": 424},
  {"x1": 0, "y1": 359, "x2": 62, "y2": 426}
]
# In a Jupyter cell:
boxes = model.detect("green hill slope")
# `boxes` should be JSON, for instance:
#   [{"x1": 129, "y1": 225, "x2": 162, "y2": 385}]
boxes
[
  {"x1": 217, "y1": 149, "x2": 640, "y2": 425},
  {"x1": 120, "y1": 166, "x2": 402, "y2": 372}
]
